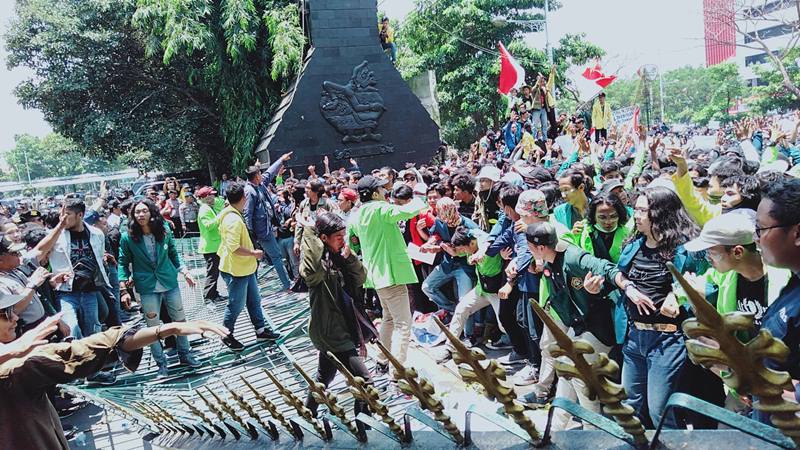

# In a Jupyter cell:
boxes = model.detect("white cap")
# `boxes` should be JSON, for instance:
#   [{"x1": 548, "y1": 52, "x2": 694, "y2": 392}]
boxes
[
  {"x1": 757, "y1": 160, "x2": 789, "y2": 174},
  {"x1": 684, "y1": 212, "x2": 755, "y2": 252},
  {"x1": 477, "y1": 165, "x2": 501, "y2": 183}
]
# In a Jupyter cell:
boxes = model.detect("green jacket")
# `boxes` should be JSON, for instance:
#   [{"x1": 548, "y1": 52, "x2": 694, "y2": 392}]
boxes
[
  {"x1": 347, "y1": 197, "x2": 426, "y2": 289},
  {"x1": 672, "y1": 172, "x2": 720, "y2": 227},
  {"x1": 553, "y1": 202, "x2": 586, "y2": 231},
  {"x1": 539, "y1": 245, "x2": 621, "y2": 346},
  {"x1": 301, "y1": 226, "x2": 367, "y2": 353},
  {"x1": 118, "y1": 230, "x2": 184, "y2": 294},
  {"x1": 563, "y1": 221, "x2": 633, "y2": 264},
  {"x1": 197, "y1": 197, "x2": 224, "y2": 254}
]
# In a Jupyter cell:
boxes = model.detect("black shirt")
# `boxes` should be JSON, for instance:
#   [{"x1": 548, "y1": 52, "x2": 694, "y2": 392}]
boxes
[
  {"x1": 625, "y1": 245, "x2": 686, "y2": 325},
  {"x1": 458, "y1": 198, "x2": 475, "y2": 219},
  {"x1": 70, "y1": 228, "x2": 98, "y2": 291},
  {"x1": 736, "y1": 274, "x2": 768, "y2": 340}
]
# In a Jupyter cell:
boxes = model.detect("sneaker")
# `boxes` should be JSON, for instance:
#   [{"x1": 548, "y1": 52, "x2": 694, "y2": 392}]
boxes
[
  {"x1": 156, "y1": 362, "x2": 170, "y2": 379},
  {"x1": 430, "y1": 346, "x2": 453, "y2": 364},
  {"x1": 496, "y1": 350, "x2": 526, "y2": 366},
  {"x1": 222, "y1": 335, "x2": 245, "y2": 352},
  {"x1": 485, "y1": 334, "x2": 513, "y2": 350},
  {"x1": 179, "y1": 353, "x2": 202, "y2": 368},
  {"x1": 374, "y1": 361, "x2": 389, "y2": 376},
  {"x1": 256, "y1": 329, "x2": 281, "y2": 342},
  {"x1": 521, "y1": 391, "x2": 551, "y2": 408},
  {"x1": 86, "y1": 370, "x2": 117, "y2": 386},
  {"x1": 513, "y1": 363, "x2": 539, "y2": 386}
]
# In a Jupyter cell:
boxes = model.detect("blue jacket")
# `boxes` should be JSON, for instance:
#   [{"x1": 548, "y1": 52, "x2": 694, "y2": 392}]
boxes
[
  {"x1": 429, "y1": 216, "x2": 479, "y2": 276},
  {"x1": 503, "y1": 120, "x2": 522, "y2": 151},
  {"x1": 243, "y1": 158, "x2": 284, "y2": 241},
  {"x1": 488, "y1": 225, "x2": 539, "y2": 293},
  {"x1": 614, "y1": 237, "x2": 707, "y2": 343}
]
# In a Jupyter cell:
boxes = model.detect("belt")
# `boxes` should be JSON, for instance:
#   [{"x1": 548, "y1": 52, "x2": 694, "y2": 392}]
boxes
[{"x1": 632, "y1": 321, "x2": 678, "y2": 333}]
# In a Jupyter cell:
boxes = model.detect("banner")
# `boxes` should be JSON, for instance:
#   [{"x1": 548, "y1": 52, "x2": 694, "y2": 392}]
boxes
[{"x1": 612, "y1": 106, "x2": 637, "y2": 125}]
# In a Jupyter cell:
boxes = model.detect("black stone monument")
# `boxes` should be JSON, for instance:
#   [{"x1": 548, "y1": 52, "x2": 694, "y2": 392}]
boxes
[{"x1": 255, "y1": 0, "x2": 440, "y2": 172}]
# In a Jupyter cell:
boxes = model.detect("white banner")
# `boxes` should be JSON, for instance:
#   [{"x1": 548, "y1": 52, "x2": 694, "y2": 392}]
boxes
[{"x1": 612, "y1": 106, "x2": 637, "y2": 125}]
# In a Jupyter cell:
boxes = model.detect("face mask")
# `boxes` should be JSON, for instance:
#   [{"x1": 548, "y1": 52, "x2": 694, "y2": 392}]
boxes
[{"x1": 596, "y1": 223, "x2": 618, "y2": 234}]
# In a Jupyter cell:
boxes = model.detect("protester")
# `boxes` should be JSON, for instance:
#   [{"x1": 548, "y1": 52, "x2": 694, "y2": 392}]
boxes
[
  {"x1": 300, "y1": 212, "x2": 372, "y2": 417},
  {"x1": 196, "y1": 186, "x2": 225, "y2": 304},
  {"x1": 118, "y1": 199, "x2": 201, "y2": 377},
  {"x1": 217, "y1": 182, "x2": 281, "y2": 352},
  {"x1": 348, "y1": 175, "x2": 426, "y2": 372}
]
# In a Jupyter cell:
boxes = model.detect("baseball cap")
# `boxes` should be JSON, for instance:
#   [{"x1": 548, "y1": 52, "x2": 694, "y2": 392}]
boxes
[
  {"x1": 477, "y1": 166, "x2": 501, "y2": 183},
  {"x1": 19, "y1": 210, "x2": 42, "y2": 223},
  {"x1": 357, "y1": 175, "x2": 390, "y2": 194},
  {"x1": 601, "y1": 178, "x2": 624, "y2": 194},
  {"x1": 339, "y1": 188, "x2": 358, "y2": 202},
  {"x1": 0, "y1": 284, "x2": 26, "y2": 310},
  {"x1": 84, "y1": 209, "x2": 101, "y2": 226},
  {"x1": 195, "y1": 186, "x2": 217, "y2": 198},
  {"x1": 413, "y1": 182, "x2": 428, "y2": 196},
  {"x1": 515, "y1": 190, "x2": 549, "y2": 219},
  {"x1": 684, "y1": 212, "x2": 755, "y2": 252}
]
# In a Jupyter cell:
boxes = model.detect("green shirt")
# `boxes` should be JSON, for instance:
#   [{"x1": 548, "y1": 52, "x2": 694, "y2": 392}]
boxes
[{"x1": 197, "y1": 197, "x2": 224, "y2": 254}]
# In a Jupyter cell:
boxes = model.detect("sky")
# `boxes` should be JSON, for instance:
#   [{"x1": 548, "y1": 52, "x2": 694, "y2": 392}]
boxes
[{"x1": 0, "y1": 0, "x2": 707, "y2": 152}]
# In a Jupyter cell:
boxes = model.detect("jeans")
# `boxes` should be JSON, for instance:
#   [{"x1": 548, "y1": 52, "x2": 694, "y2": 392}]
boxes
[
  {"x1": 277, "y1": 236, "x2": 299, "y2": 279},
  {"x1": 531, "y1": 108, "x2": 549, "y2": 140},
  {"x1": 445, "y1": 287, "x2": 503, "y2": 352},
  {"x1": 58, "y1": 290, "x2": 103, "y2": 338},
  {"x1": 383, "y1": 42, "x2": 397, "y2": 63},
  {"x1": 421, "y1": 265, "x2": 474, "y2": 313},
  {"x1": 139, "y1": 287, "x2": 191, "y2": 363},
  {"x1": 221, "y1": 271, "x2": 265, "y2": 335},
  {"x1": 622, "y1": 328, "x2": 687, "y2": 429},
  {"x1": 203, "y1": 253, "x2": 221, "y2": 300},
  {"x1": 305, "y1": 349, "x2": 371, "y2": 417},
  {"x1": 497, "y1": 288, "x2": 531, "y2": 359},
  {"x1": 259, "y1": 234, "x2": 291, "y2": 290},
  {"x1": 376, "y1": 284, "x2": 412, "y2": 365}
]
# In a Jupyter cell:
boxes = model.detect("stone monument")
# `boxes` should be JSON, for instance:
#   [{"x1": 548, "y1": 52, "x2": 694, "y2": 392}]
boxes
[{"x1": 255, "y1": 0, "x2": 441, "y2": 172}]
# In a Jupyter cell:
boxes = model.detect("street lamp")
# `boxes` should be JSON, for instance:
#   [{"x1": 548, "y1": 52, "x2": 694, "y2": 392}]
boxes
[{"x1": 491, "y1": 0, "x2": 553, "y2": 65}]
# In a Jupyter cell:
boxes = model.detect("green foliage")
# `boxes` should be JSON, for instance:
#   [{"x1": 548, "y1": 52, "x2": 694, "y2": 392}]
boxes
[
  {"x1": 1, "y1": 133, "x2": 125, "y2": 182},
  {"x1": 602, "y1": 63, "x2": 746, "y2": 126},
  {"x1": 399, "y1": 0, "x2": 603, "y2": 149},
  {"x1": 6, "y1": 0, "x2": 305, "y2": 175},
  {"x1": 132, "y1": 0, "x2": 305, "y2": 173},
  {"x1": 749, "y1": 47, "x2": 800, "y2": 114}
]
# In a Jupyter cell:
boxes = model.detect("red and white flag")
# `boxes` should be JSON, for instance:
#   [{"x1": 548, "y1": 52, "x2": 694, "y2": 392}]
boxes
[
  {"x1": 497, "y1": 42, "x2": 526, "y2": 95},
  {"x1": 582, "y1": 62, "x2": 616, "y2": 88}
]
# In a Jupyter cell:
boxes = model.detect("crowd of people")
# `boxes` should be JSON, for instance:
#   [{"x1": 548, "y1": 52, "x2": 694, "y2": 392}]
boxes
[{"x1": 2, "y1": 82, "x2": 800, "y2": 446}]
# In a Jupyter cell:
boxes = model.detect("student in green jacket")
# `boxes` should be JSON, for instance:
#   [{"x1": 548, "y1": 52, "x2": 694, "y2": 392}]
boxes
[
  {"x1": 196, "y1": 186, "x2": 225, "y2": 304},
  {"x1": 118, "y1": 199, "x2": 201, "y2": 378},
  {"x1": 348, "y1": 175, "x2": 426, "y2": 372},
  {"x1": 563, "y1": 192, "x2": 632, "y2": 264},
  {"x1": 554, "y1": 168, "x2": 591, "y2": 232},
  {"x1": 525, "y1": 221, "x2": 651, "y2": 429},
  {"x1": 429, "y1": 226, "x2": 505, "y2": 364}
]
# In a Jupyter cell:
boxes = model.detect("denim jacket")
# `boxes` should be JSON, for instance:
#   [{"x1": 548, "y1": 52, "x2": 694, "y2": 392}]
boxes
[{"x1": 243, "y1": 158, "x2": 283, "y2": 241}]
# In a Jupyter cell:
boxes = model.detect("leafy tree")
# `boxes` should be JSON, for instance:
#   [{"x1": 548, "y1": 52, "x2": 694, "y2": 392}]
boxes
[
  {"x1": 602, "y1": 63, "x2": 746, "y2": 126},
  {"x1": 1, "y1": 133, "x2": 125, "y2": 182},
  {"x1": 749, "y1": 47, "x2": 800, "y2": 114},
  {"x1": 5, "y1": 0, "x2": 304, "y2": 175},
  {"x1": 399, "y1": 0, "x2": 604, "y2": 149}
]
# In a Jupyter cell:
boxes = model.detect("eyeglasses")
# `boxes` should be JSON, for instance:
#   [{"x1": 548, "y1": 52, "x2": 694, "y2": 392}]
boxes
[{"x1": 755, "y1": 224, "x2": 790, "y2": 238}]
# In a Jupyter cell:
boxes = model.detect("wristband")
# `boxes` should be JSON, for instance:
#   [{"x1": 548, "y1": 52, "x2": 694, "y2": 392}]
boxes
[{"x1": 25, "y1": 282, "x2": 37, "y2": 290}]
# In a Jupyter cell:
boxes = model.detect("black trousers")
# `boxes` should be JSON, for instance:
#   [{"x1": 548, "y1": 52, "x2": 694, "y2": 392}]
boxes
[
  {"x1": 594, "y1": 128, "x2": 607, "y2": 142},
  {"x1": 305, "y1": 349, "x2": 371, "y2": 417},
  {"x1": 203, "y1": 253, "x2": 221, "y2": 300},
  {"x1": 497, "y1": 288, "x2": 532, "y2": 360}
]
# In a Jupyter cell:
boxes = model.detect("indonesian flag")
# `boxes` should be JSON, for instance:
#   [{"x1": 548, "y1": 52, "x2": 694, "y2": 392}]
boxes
[
  {"x1": 497, "y1": 42, "x2": 526, "y2": 95},
  {"x1": 581, "y1": 63, "x2": 603, "y2": 81},
  {"x1": 582, "y1": 62, "x2": 617, "y2": 88}
]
